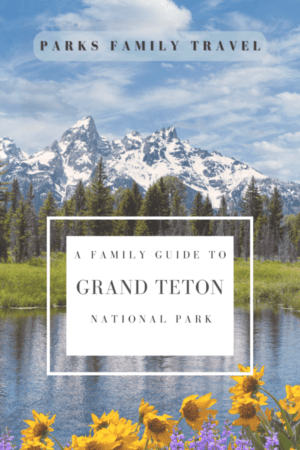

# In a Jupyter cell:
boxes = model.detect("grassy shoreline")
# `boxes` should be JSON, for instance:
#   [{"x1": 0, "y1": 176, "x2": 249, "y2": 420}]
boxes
[{"x1": 1, "y1": 254, "x2": 300, "y2": 309}]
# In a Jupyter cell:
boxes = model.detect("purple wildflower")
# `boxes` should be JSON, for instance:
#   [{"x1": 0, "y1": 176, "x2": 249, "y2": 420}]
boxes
[
  {"x1": 170, "y1": 427, "x2": 185, "y2": 450},
  {"x1": 233, "y1": 430, "x2": 255, "y2": 450},
  {"x1": 264, "y1": 430, "x2": 279, "y2": 450},
  {"x1": 0, "y1": 429, "x2": 15, "y2": 450},
  {"x1": 187, "y1": 416, "x2": 233, "y2": 450}
]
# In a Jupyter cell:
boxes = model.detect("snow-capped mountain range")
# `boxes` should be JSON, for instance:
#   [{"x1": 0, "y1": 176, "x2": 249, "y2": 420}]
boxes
[{"x1": 1, "y1": 116, "x2": 300, "y2": 214}]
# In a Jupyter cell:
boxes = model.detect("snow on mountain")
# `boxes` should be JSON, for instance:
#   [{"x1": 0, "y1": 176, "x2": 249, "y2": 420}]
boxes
[{"x1": 1, "y1": 116, "x2": 300, "y2": 214}]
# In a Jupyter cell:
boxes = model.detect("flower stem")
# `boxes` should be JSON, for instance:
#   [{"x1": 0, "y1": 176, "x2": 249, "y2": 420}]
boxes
[
  {"x1": 260, "y1": 388, "x2": 294, "y2": 438},
  {"x1": 49, "y1": 433, "x2": 65, "y2": 450}
]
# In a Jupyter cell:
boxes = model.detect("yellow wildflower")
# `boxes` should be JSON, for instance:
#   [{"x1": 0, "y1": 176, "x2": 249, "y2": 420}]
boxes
[
  {"x1": 22, "y1": 411, "x2": 56, "y2": 442},
  {"x1": 143, "y1": 413, "x2": 175, "y2": 448},
  {"x1": 229, "y1": 397, "x2": 263, "y2": 431},
  {"x1": 108, "y1": 419, "x2": 140, "y2": 450},
  {"x1": 228, "y1": 436, "x2": 237, "y2": 450},
  {"x1": 90, "y1": 411, "x2": 120, "y2": 434},
  {"x1": 131, "y1": 438, "x2": 155, "y2": 450},
  {"x1": 21, "y1": 439, "x2": 54, "y2": 450},
  {"x1": 229, "y1": 365, "x2": 265, "y2": 401},
  {"x1": 139, "y1": 399, "x2": 158, "y2": 424},
  {"x1": 279, "y1": 385, "x2": 300, "y2": 421},
  {"x1": 179, "y1": 394, "x2": 218, "y2": 431},
  {"x1": 265, "y1": 408, "x2": 273, "y2": 422},
  {"x1": 72, "y1": 429, "x2": 118, "y2": 450}
]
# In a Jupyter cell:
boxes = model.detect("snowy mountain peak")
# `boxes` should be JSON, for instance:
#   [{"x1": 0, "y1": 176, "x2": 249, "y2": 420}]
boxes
[
  {"x1": 153, "y1": 126, "x2": 178, "y2": 142},
  {"x1": 166, "y1": 126, "x2": 178, "y2": 140},
  {"x1": 130, "y1": 131, "x2": 141, "y2": 137},
  {"x1": 0, "y1": 137, "x2": 25, "y2": 162},
  {"x1": 211, "y1": 150, "x2": 222, "y2": 157},
  {"x1": 59, "y1": 116, "x2": 99, "y2": 154},
  {"x1": 50, "y1": 140, "x2": 61, "y2": 153},
  {"x1": 123, "y1": 132, "x2": 144, "y2": 150},
  {"x1": 71, "y1": 116, "x2": 96, "y2": 132},
  {"x1": 2, "y1": 116, "x2": 300, "y2": 215}
]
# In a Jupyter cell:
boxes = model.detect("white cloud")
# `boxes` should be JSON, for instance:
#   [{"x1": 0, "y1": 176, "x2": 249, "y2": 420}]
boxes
[
  {"x1": 2, "y1": 18, "x2": 300, "y2": 183},
  {"x1": 253, "y1": 141, "x2": 285, "y2": 154},
  {"x1": 249, "y1": 134, "x2": 300, "y2": 181},
  {"x1": 268, "y1": 28, "x2": 300, "y2": 63},
  {"x1": 206, "y1": 12, "x2": 268, "y2": 32},
  {"x1": 184, "y1": 64, "x2": 195, "y2": 70},
  {"x1": 225, "y1": 12, "x2": 267, "y2": 31},
  {"x1": 279, "y1": 131, "x2": 300, "y2": 143},
  {"x1": 40, "y1": 0, "x2": 192, "y2": 31},
  {"x1": 204, "y1": 0, "x2": 225, "y2": 9},
  {"x1": 254, "y1": 160, "x2": 284, "y2": 170},
  {"x1": 276, "y1": 92, "x2": 300, "y2": 117}
]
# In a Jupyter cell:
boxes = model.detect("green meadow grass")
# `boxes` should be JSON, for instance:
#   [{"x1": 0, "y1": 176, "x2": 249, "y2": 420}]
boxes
[
  {"x1": 0, "y1": 253, "x2": 66, "y2": 308},
  {"x1": 234, "y1": 258, "x2": 300, "y2": 309},
  {"x1": 0, "y1": 254, "x2": 300, "y2": 309}
]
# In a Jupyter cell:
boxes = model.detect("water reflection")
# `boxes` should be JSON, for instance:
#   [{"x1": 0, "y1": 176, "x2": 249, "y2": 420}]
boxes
[
  {"x1": 50, "y1": 309, "x2": 250, "y2": 373},
  {"x1": 0, "y1": 307, "x2": 299, "y2": 444}
]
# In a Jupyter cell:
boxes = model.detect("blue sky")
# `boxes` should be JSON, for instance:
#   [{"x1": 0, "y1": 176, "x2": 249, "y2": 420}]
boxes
[{"x1": 1, "y1": 0, "x2": 300, "y2": 182}]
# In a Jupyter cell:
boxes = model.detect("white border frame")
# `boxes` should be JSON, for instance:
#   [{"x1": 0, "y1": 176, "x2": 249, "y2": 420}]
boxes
[{"x1": 47, "y1": 216, "x2": 253, "y2": 376}]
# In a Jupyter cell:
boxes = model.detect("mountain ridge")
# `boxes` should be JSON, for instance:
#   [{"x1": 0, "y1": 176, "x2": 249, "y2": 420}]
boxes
[{"x1": 1, "y1": 116, "x2": 300, "y2": 214}]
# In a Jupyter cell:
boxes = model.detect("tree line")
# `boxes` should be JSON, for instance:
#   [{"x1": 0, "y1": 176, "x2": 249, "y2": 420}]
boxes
[{"x1": 0, "y1": 158, "x2": 297, "y2": 263}]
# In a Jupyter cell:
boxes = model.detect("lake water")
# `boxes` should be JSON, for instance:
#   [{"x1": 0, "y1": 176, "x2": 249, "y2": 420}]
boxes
[{"x1": 0, "y1": 307, "x2": 299, "y2": 444}]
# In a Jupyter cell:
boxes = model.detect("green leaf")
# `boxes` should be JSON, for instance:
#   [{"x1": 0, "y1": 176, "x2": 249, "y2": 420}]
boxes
[
  {"x1": 296, "y1": 431, "x2": 300, "y2": 448},
  {"x1": 261, "y1": 389, "x2": 294, "y2": 438},
  {"x1": 291, "y1": 421, "x2": 300, "y2": 436},
  {"x1": 244, "y1": 426, "x2": 264, "y2": 450},
  {"x1": 278, "y1": 432, "x2": 294, "y2": 450}
]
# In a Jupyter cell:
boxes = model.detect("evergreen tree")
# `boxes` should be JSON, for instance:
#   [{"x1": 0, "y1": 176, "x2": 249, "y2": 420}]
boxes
[
  {"x1": 140, "y1": 184, "x2": 161, "y2": 234},
  {"x1": 217, "y1": 195, "x2": 228, "y2": 235},
  {"x1": 254, "y1": 215, "x2": 267, "y2": 259},
  {"x1": 171, "y1": 189, "x2": 186, "y2": 216},
  {"x1": 233, "y1": 214, "x2": 241, "y2": 258},
  {"x1": 285, "y1": 212, "x2": 300, "y2": 256},
  {"x1": 161, "y1": 176, "x2": 188, "y2": 206},
  {"x1": 25, "y1": 182, "x2": 40, "y2": 257},
  {"x1": 242, "y1": 221, "x2": 250, "y2": 261},
  {"x1": 39, "y1": 191, "x2": 59, "y2": 252},
  {"x1": 60, "y1": 201, "x2": 73, "y2": 252},
  {"x1": 239, "y1": 177, "x2": 263, "y2": 260},
  {"x1": 227, "y1": 203, "x2": 236, "y2": 237},
  {"x1": 0, "y1": 160, "x2": 9, "y2": 261},
  {"x1": 268, "y1": 186, "x2": 284, "y2": 252},
  {"x1": 116, "y1": 188, "x2": 138, "y2": 235},
  {"x1": 134, "y1": 220, "x2": 150, "y2": 236},
  {"x1": 261, "y1": 194, "x2": 269, "y2": 216},
  {"x1": 157, "y1": 178, "x2": 169, "y2": 215},
  {"x1": 73, "y1": 180, "x2": 87, "y2": 236},
  {"x1": 131, "y1": 181, "x2": 143, "y2": 214},
  {"x1": 259, "y1": 218, "x2": 275, "y2": 261},
  {"x1": 218, "y1": 195, "x2": 228, "y2": 216},
  {"x1": 86, "y1": 158, "x2": 114, "y2": 236},
  {"x1": 11, "y1": 196, "x2": 30, "y2": 262},
  {"x1": 113, "y1": 187, "x2": 125, "y2": 211},
  {"x1": 190, "y1": 192, "x2": 203, "y2": 236},
  {"x1": 278, "y1": 229, "x2": 297, "y2": 263},
  {"x1": 190, "y1": 192, "x2": 213, "y2": 236},
  {"x1": 201, "y1": 194, "x2": 214, "y2": 236},
  {"x1": 10, "y1": 178, "x2": 21, "y2": 213},
  {"x1": 157, "y1": 177, "x2": 170, "y2": 234},
  {"x1": 166, "y1": 219, "x2": 190, "y2": 236},
  {"x1": 7, "y1": 178, "x2": 21, "y2": 250},
  {"x1": 239, "y1": 177, "x2": 263, "y2": 222}
]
